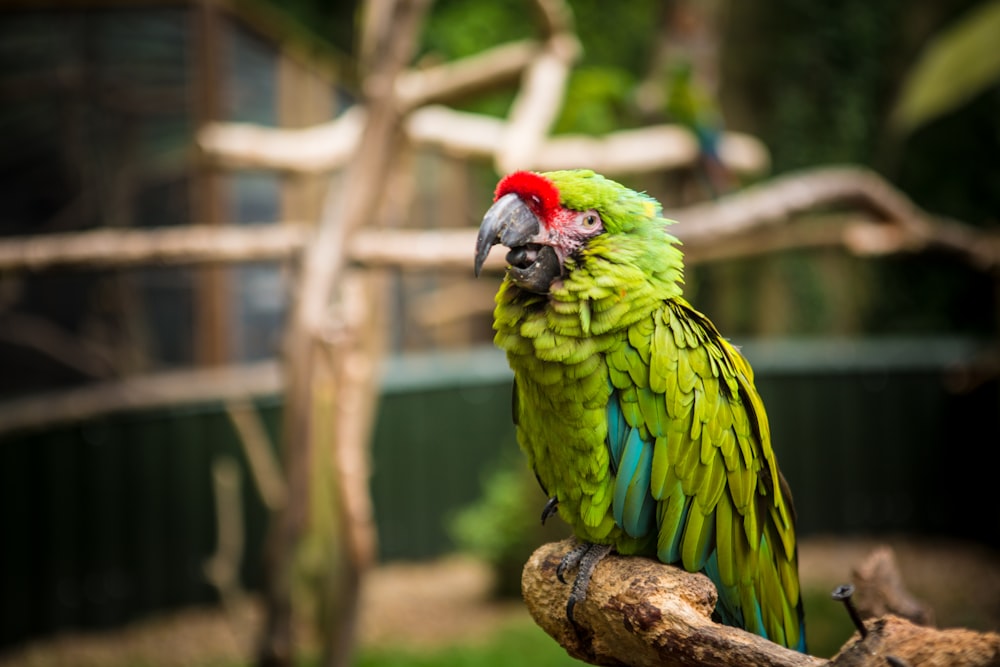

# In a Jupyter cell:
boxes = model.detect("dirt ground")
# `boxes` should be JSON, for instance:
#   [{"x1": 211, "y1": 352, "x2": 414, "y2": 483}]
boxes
[{"x1": 2, "y1": 536, "x2": 998, "y2": 667}]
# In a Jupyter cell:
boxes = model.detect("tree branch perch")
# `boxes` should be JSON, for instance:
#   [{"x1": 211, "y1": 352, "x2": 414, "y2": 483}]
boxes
[{"x1": 523, "y1": 539, "x2": 1000, "y2": 667}]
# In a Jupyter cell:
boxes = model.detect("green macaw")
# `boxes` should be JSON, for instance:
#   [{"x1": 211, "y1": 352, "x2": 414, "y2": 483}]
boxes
[{"x1": 473, "y1": 169, "x2": 806, "y2": 651}]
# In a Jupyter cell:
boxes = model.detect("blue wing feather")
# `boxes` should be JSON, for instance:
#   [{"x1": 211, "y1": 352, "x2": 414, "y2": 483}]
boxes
[
  {"x1": 613, "y1": 427, "x2": 656, "y2": 538},
  {"x1": 606, "y1": 391, "x2": 629, "y2": 474},
  {"x1": 655, "y1": 478, "x2": 689, "y2": 564}
]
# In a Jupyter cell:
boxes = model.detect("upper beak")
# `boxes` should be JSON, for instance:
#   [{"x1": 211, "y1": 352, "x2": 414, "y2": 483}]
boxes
[{"x1": 474, "y1": 193, "x2": 540, "y2": 277}]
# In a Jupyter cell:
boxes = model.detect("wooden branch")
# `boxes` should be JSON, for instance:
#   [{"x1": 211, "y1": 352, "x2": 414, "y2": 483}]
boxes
[
  {"x1": 200, "y1": 103, "x2": 769, "y2": 177},
  {"x1": 536, "y1": 124, "x2": 702, "y2": 174},
  {"x1": 1, "y1": 168, "x2": 996, "y2": 276},
  {"x1": 198, "y1": 106, "x2": 366, "y2": 173},
  {"x1": 850, "y1": 547, "x2": 934, "y2": 627},
  {"x1": 495, "y1": 31, "x2": 580, "y2": 174},
  {"x1": 676, "y1": 213, "x2": 865, "y2": 265},
  {"x1": 531, "y1": 0, "x2": 576, "y2": 36},
  {"x1": 668, "y1": 166, "x2": 931, "y2": 246},
  {"x1": 844, "y1": 216, "x2": 1000, "y2": 270},
  {"x1": 348, "y1": 227, "x2": 506, "y2": 273},
  {"x1": 199, "y1": 34, "x2": 544, "y2": 172},
  {"x1": 357, "y1": 0, "x2": 395, "y2": 79},
  {"x1": 525, "y1": 540, "x2": 823, "y2": 667},
  {"x1": 404, "y1": 105, "x2": 506, "y2": 159},
  {"x1": 523, "y1": 540, "x2": 1000, "y2": 667},
  {"x1": 408, "y1": 106, "x2": 740, "y2": 174},
  {"x1": 204, "y1": 456, "x2": 247, "y2": 605},
  {"x1": 0, "y1": 223, "x2": 498, "y2": 274},
  {"x1": 829, "y1": 617, "x2": 1000, "y2": 667},
  {"x1": 224, "y1": 399, "x2": 288, "y2": 512},
  {"x1": 324, "y1": 269, "x2": 382, "y2": 570},
  {"x1": 667, "y1": 166, "x2": 1000, "y2": 270},
  {"x1": 394, "y1": 39, "x2": 541, "y2": 109},
  {"x1": 0, "y1": 223, "x2": 309, "y2": 271},
  {"x1": 203, "y1": 454, "x2": 257, "y2": 654},
  {"x1": 259, "y1": 1, "x2": 430, "y2": 665},
  {"x1": 529, "y1": 125, "x2": 698, "y2": 175},
  {"x1": 0, "y1": 311, "x2": 117, "y2": 378},
  {"x1": 201, "y1": 35, "x2": 546, "y2": 171},
  {"x1": 718, "y1": 130, "x2": 773, "y2": 175},
  {"x1": 0, "y1": 361, "x2": 282, "y2": 436}
]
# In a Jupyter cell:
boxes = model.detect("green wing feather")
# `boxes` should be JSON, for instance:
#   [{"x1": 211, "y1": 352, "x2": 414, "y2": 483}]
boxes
[{"x1": 607, "y1": 298, "x2": 804, "y2": 650}]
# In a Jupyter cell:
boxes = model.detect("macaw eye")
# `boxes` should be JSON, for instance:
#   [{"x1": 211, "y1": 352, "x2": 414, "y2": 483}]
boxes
[{"x1": 583, "y1": 213, "x2": 600, "y2": 227}]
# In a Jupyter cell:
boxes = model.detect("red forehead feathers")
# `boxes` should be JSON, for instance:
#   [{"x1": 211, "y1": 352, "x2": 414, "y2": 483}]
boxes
[{"x1": 494, "y1": 171, "x2": 560, "y2": 221}]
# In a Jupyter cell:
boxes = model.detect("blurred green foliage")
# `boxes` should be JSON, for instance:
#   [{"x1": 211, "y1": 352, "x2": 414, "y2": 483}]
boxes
[
  {"x1": 419, "y1": 0, "x2": 657, "y2": 133},
  {"x1": 723, "y1": 1, "x2": 905, "y2": 169},
  {"x1": 711, "y1": 0, "x2": 999, "y2": 337},
  {"x1": 554, "y1": 66, "x2": 638, "y2": 135},
  {"x1": 801, "y1": 588, "x2": 860, "y2": 659},
  {"x1": 721, "y1": 0, "x2": 999, "y2": 212},
  {"x1": 756, "y1": 1, "x2": 988, "y2": 340},
  {"x1": 420, "y1": 0, "x2": 531, "y2": 61},
  {"x1": 448, "y1": 458, "x2": 526, "y2": 561},
  {"x1": 891, "y1": 0, "x2": 1000, "y2": 136},
  {"x1": 448, "y1": 453, "x2": 567, "y2": 598},
  {"x1": 356, "y1": 619, "x2": 584, "y2": 667},
  {"x1": 420, "y1": 0, "x2": 660, "y2": 80},
  {"x1": 235, "y1": 0, "x2": 358, "y2": 67}
]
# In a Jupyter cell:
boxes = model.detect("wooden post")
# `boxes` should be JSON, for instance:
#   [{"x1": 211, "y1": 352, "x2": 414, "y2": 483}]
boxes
[
  {"x1": 256, "y1": 2, "x2": 431, "y2": 666},
  {"x1": 191, "y1": 0, "x2": 229, "y2": 365},
  {"x1": 278, "y1": 54, "x2": 332, "y2": 225}
]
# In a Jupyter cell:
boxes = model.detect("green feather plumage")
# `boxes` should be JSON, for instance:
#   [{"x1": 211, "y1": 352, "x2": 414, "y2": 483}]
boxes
[{"x1": 489, "y1": 169, "x2": 805, "y2": 651}]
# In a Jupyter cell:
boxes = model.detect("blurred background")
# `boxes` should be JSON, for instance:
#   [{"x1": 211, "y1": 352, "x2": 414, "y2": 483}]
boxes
[{"x1": 0, "y1": 0, "x2": 998, "y2": 665}]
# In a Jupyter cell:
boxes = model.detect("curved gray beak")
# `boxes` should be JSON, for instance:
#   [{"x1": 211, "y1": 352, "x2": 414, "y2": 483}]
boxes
[
  {"x1": 474, "y1": 193, "x2": 540, "y2": 277},
  {"x1": 474, "y1": 193, "x2": 561, "y2": 294}
]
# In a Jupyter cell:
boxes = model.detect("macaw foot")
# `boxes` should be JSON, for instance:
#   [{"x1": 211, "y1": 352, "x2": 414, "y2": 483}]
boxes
[
  {"x1": 540, "y1": 496, "x2": 559, "y2": 524},
  {"x1": 555, "y1": 541, "x2": 612, "y2": 623}
]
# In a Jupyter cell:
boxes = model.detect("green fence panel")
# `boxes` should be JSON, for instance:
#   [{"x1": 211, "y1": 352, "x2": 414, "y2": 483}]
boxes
[{"x1": 1, "y1": 339, "x2": 996, "y2": 649}]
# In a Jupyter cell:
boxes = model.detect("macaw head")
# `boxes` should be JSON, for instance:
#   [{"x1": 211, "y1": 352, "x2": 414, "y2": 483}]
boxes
[{"x1": 474, "y1": 169, "x2": 680, "y2": 294}]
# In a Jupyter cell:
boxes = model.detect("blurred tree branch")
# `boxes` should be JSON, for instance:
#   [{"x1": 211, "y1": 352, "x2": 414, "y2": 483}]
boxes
[
  {"x1": 1, "y1": 167, "x2": 996, "y2": 275},
  {"x1": 0, "y1": 223, "x2": 310, "y2": 271},
  {"x1": 0, "y1": 310, "x2": 118, "y2": 378},
  {"x1": 258, "y1": 0, "x2": 430, "y2": 665},
  {"x1": 851, "y1": 547, "x2": 935, "y2": 627},
  {"x1": 668, "y1": 165, "x2": 1000, "y2": 270},
  {"x1": 0, "y1": 362, "x2": 281, "y2": 435},
  {"x1": 199, "y1": 103, "x2": 768, "y2": 177}
]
